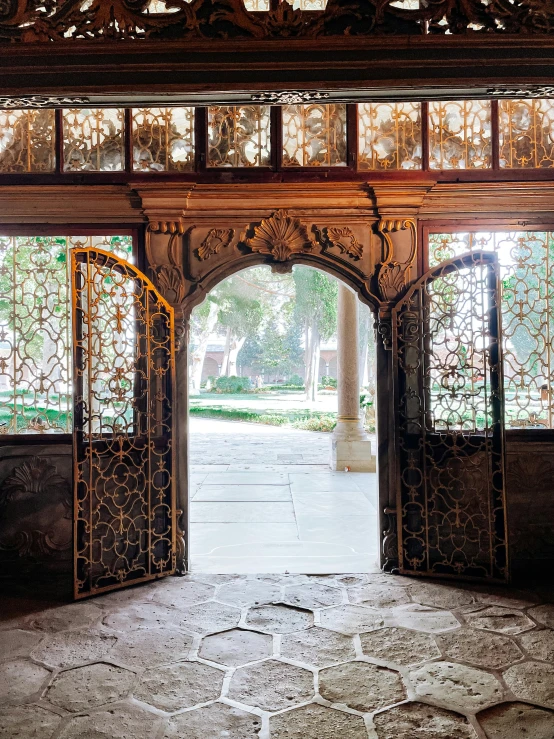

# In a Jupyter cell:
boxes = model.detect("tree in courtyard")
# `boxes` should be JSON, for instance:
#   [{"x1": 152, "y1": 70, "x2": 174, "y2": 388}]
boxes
[
  {"x1": 293, "y1": 267, "x2": 338, "y2": 401},
  {"x1": 216, "y1": 277, "x2": 264, "y2": 376},
  {"x1": 189, "y1": 296, "x2": 219, "y2": 394}
]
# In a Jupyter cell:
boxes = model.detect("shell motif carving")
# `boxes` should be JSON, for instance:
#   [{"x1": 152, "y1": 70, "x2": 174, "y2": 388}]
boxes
[
  {"x1": 0, "y1": 456, "x2": 71, "y2": 558},
  {"x1": 241, "y1": 210, "x2": 314, "y2": 262}
]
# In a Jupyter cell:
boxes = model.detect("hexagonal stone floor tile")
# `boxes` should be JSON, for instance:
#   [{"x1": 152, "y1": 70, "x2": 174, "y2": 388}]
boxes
[
  {"x1": 46, "y1": 663, "x2": 135, "y2": 713},
  {"x1": 502, "y1": 661, "x2": 554, "y2": 710},
  {"x1": 436, "y1": 627, "x2": 522, "y2": 669},
  {"x1": 0, "y1": 630, "x2": 42, "y2": 663},
  {"x1": 164, "y1": 702, "x2": 262, "y2": 738},
  {"x1": 319, "y1": 661, "x2": 405, "y2": 713},
  {"x1": 24, "y1": 603, "x2": 102, "y2": 633},
  {"x1": 283, "y1": 583, "x2": 343, "y2": 610},
  {"x1": 319, "y1": 605, "x2": 385, "y2": 635},
  {"x1": 108, "y1": 626, "x2": 193, "y2": 668},
  {"x1": 56, "y1": 702, "x2": 164, "y2": 739},
  {"x1": 334, "y1": 575, "x2": 368, "y2": 588},
  {"x1": 477, "y1": 701, "x2": 554, "y2": 739},
  {"x1": 408, "y1": 582, "x2": 476, "y2": 610},
  {"x1": 149, "y1": 578, "x2": 216, "y2": 608},
  {"x1": 360, "y1": 627, "x2": 440, "y2": 666},
  {"x1": 135, "y1": 661, "x2": 224, "y2": 711},
  {"x1": 245, "y1": 604, "x2": 313, "y2": 634},
  {"x1": 391, "y1": 604, "x2": 460, "y2": 633},
  {"x1": 270, "y1": 703, "x2": 367, "y2": 739},
  {"x1": 228, "y1": 659, "x2": 314, "y2": 711},
  {"x1": 348, "y1": 584, "x2": 411, "y2": 609},
  {"x1": 199, "y1": 628, "x2": 272, "y2": 666},
  {"x1": 528, "y1": 604, "x2": 554, "y2": 629},
  {"x1": 102, "y1": 603, "x2": 178, "y2": 632},
  {"x1": 178, "y1": 601, "x2": 241, "y2": 635},
  {"x1": 0, "y1": 660, "x2": 50, "y2": 706},
  {"x1": 464, "y1": 607, "x2": 535, "y2": 635},
  {"x1": 31, "y1": 629, "x2": 117, "y2": 669},
  {"x1": 216, "y1": 580, "x2": 281, "y2": 607},
  {"x1": 0, "y1": 704, "x2": 62, "y2": 739},
  {"x1": 409, "y1": 661, "x2": 504, "y2": 712},
  {"x1": 467, "y1": 585, "x2": 539, "y2": 610},
  {"x1": 519, "y1": 629, "x2": 554, "y2": 662},
  {"x1": 373, "y1": 702, "x2": 477, "y2": 739},
  {"x1": 280, "y1": 627, "x2": 355, "y2": 668}
]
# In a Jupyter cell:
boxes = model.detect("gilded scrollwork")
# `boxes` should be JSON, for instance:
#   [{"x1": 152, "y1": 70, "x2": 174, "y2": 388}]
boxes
[
  {"x1": 3, "y1": 0, "x2": 554, "y2": 43},
  {"x1": 241, "y1": 209, "x2": 315, "y2": 262}
]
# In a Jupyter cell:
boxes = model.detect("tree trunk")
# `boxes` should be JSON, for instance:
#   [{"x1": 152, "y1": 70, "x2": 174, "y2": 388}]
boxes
[
  {"x1": 220, "y1": 325, "x2": 232, "y2": 376},
  {"x1": 190, "y1": 300, "x2": 219, "y2": 394},
  {"x1": 358, "y1": 306, "x2": 370, "y2": 388},
  {"x1": 304, "y1": 319, "x2": 320, "y2": 403},
  {"x1": 228, "y1": 335, "x2": 246, "y2": 376}
]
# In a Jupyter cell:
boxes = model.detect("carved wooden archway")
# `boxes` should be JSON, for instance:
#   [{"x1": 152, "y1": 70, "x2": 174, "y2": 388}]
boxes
[{"x1": 139, "y1": 182, "x2": 427, "y2": 573}]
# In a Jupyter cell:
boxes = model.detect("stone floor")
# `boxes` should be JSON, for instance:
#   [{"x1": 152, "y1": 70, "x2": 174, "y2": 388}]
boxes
[
  {"x1": 2, "y1": 572, "x2": 554, "y2": 738},
  {"x1": 190, "y1": 419, "x2": 379, "y2": 573}
]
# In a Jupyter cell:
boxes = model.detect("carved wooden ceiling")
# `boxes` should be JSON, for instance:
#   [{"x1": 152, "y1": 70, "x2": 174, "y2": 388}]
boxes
[{"x1": 0, "y1": 1, "x2": 554, "y2": 103}]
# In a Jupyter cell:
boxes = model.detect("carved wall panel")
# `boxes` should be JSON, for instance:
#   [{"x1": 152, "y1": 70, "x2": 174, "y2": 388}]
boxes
[
  {"x1": 505, "y1": 440, "x2": 554, "y2": 576},
  {"x1": 0, "y1": 445, "x2": 72, "y2": 580}
]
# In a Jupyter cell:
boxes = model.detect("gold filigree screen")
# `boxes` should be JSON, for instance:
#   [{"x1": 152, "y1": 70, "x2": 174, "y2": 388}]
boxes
[
  {"x1": 132, "y1": 107, "x2": 195, "y2": 172},
  {"x1": 208, "y1": 106, "x2": 271, "y2": 167},
  {"x1": 429, "y1": 230, "x2": 554, "y2": 428},
  {"x1": 429, "y1": 100, "x2": 492, "y2": 169},
  {"x1": 0, "y1": 109, "x2": 55, "y2": 173},
  {"x1": 72, "y1": 248, "x2": 175, "y2": 598},
  {"x1": 500, "y1": 99, "x2": 554, "y2": 168},
  {"x1": 282, "y1": 103, "x2": 347, "y2": 167},
  {"x1": 357, "y1": 102, "x2": 421, "y2": 170},
  {"x1": 63, "y1": 108, "x2": 125, "y2": 171},
  {"x1": 0, "y1": 234, "x2": 133, "y2": 434}
]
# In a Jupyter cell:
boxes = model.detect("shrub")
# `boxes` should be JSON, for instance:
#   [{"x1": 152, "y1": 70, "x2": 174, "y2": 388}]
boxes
[
  {"x1": 321, "y1": 375, "x2": 337, "y2": 389},
  {"x1": 214, "y1": 376, "x2": 252, "y2": 393},
  {"x1": 292, "y1": 414, "x2": 337, "y2": 433},
  {"x1": 288, "y1": 373, "x2": 304, "y2": 386}
]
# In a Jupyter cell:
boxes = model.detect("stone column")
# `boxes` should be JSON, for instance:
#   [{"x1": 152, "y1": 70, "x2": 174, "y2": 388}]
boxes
[{"x1": 330, "y1": 284, "x2": 375, "y2": 471}]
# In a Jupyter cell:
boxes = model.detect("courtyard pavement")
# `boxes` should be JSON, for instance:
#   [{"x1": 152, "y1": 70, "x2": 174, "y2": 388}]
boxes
[{"x1": 189, "y1": 419, "x2": 379, "y2": 574}]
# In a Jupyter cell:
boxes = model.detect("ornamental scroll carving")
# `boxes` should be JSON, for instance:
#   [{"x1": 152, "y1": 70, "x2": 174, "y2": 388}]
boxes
[
  {"x1": 3, "y1": 0, "x2": 554, "y2": 43},
  {"x1": 197, "y1": 228, "x2": 235, "y2": 261},
  {"x1": 0, "y1": 456, "x2": 71, "y2": 559},
  {"x1": 241, "y1": 210, "x2": 315, "y2": 262},
  {"x1": 325, "y1": 226, "x2": 363, "y2": 260},
  {"x1": 376, "y1": 218, "x2": 417, "y2": 303}
]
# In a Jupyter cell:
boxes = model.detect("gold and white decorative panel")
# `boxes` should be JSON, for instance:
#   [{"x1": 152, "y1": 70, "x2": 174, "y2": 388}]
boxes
[
  {"x1": 63, "y1": 108, "x2": 125, "y2": 171},
  {"x1": 0, "y1": 109, "x2": 55, "y2": 173},
  {"x1": 284, "y1": 0, "x2": 328, "y2": 8},
  {"x1": 429, "y1": 231, "x2": 554, "y2": 429},
  {"x1": 282, "y1": 103, "x2": 347, "y2": 167},
  {"x1": 500, "y1": 99, "x2": 554, "y2": 168},
  {"x1": 0, "y1": 235, "x2": 133, "y2": 435},
  {"x1": 132, "y1": 107, "x2": 195, "y2": 172},
  {"x1": 429, "y1": 100, "x2": 492, "y2": 169},
  {"x1": 357, "y1": 102, "x2": 421, "y2": 170},
  {"x1": 208, "y1": 106, "x2": 271, "y2": 167},
  {"x1": 242, "y1": 0, "x2": 270, "y2": 9}
]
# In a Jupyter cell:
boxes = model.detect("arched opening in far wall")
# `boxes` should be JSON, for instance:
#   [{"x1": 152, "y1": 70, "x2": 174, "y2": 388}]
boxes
[{"x1": 186, "y1": 262, "x2": 379, "y2": 574}]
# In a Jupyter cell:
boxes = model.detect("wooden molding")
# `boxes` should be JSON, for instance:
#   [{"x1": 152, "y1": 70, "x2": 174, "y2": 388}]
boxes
[{"x1": 0, "y1": 185, "x2": 143, "y2": 224}]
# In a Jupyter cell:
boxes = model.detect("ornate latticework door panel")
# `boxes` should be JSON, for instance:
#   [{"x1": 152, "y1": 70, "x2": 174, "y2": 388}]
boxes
[
  {"x1": 392, "y1": 252, "x2": 508, "y2": 582},
  {"x1": 72, "y1": 248, "x2": 175, "y2": 599}
]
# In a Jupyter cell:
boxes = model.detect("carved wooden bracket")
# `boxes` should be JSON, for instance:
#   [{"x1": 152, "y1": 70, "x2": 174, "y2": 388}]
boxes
[{"x1": 376, "y1": 218, "x2": 417, "y2": 302}]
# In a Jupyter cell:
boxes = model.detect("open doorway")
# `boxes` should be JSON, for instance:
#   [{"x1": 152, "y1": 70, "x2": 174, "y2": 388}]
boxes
[{"x1": 188, "y1": 264, "x2": 379, "y2": 573}]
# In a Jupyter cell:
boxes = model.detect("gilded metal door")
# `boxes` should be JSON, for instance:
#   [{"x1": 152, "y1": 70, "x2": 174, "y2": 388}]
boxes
[
  {"x1": 392, "y1": 252, "x2": 508, "y2": 582},
  {"x1": 72, "y1": 248, "x2": 175, "y2": 599}
]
